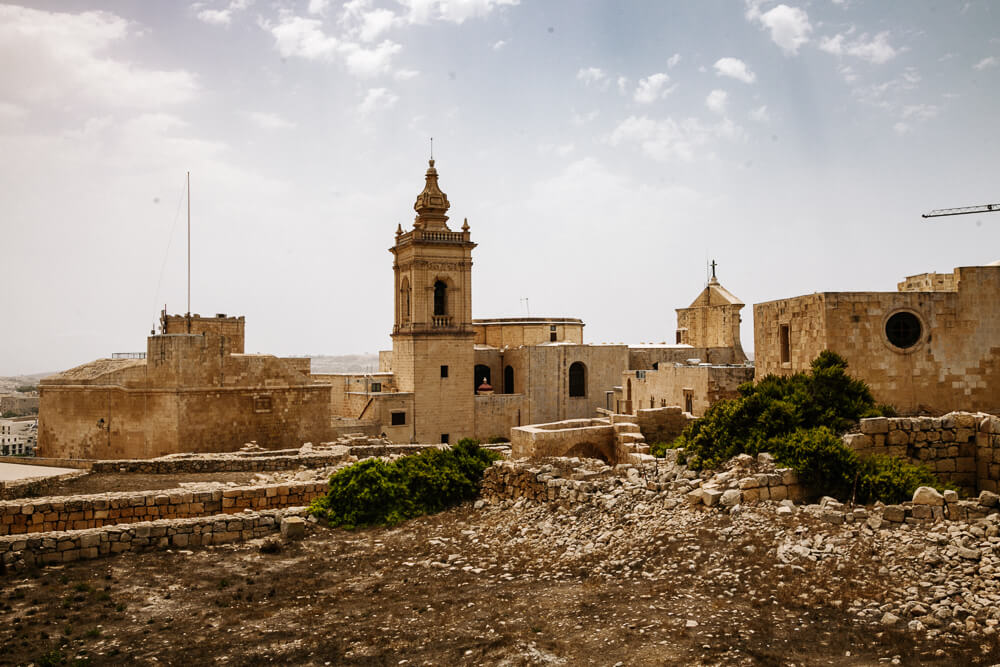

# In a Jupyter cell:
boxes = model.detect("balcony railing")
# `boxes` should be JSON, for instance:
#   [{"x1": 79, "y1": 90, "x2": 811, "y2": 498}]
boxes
[
  {"x1": 432, "y1": 315, "x2": 453, "y2": 328},
  {"x1": 112, "y1": 352, "x2": 146, "y2": 359},
  {"x1": 395, "y1": 229, "x2": 467, "y2": 247}
]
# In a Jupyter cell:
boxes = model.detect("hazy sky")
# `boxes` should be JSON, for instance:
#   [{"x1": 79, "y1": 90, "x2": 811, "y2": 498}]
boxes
[{"x1": 1, "y1": 0, "x2": 998, "y2": 376}]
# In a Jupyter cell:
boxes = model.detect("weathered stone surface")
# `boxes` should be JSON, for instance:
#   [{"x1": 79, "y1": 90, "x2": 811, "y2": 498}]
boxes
[
  {"x1": 912, "y1": 487, "x2": 945, "y2": 506},
  {"x1": 281, "y1": 516, "x2": 306, "y2": 540}
]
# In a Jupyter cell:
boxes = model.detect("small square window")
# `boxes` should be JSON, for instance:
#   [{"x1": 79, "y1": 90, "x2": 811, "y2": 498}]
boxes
[
  {"x1": 370, "y1": 382, "x2": 382, "y2": 393},
  {"x1": 440, "y1": 433, "x2": 449, "y2": 444},
  {"x1": 391, "y1": 411, "x2": 405, "y2": 426},
  {"x1": 440, "y1": 365, "x2": 449, "y2": 378}
]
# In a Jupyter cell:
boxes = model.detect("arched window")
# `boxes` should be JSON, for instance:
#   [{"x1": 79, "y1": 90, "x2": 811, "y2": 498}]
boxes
[
  {"x1": 503, "y1": 365, "x2": 514, "y2": 394},
  {"x1": 433, "y1": 280, "x2": 447, "y2": 316},
  {"x1": 474, "y1": 364, "x2": 491, "y2": 391},
  {"x1": 569, "y1": 361, "x2": 586, "y2": 397}
]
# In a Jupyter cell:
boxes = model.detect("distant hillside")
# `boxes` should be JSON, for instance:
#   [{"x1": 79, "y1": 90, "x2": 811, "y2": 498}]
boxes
[
  {"x1": 0, "y1": 373, "x2": 52, "y2": 393},
  {"x1": 308, "y1": 354, "x2": 380, "y2": 374}
]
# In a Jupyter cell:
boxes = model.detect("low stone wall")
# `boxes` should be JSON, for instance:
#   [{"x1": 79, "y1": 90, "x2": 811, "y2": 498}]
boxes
[
  {"x1": 0, "y1": 456, "x2": 92, "y2": 469},
  {"x1": 88, "y1": 452, "x2": 351, "y2": 474},
  {"x1": 845, "y1": 412, "x2": 1000, "y2": 495},
  {"x1": 0, "y1": 508, "x2": 305, "y2": 570},
  {"x1": 634, "y1": 406, "x2": 696, "y2": 444},
  {"x1": 0, "y1": 471, "x2": 89, "y2": 501},
  {"x1": 511, "y1": 420, "x2": 616, "y2": 461},
  {"x1": 0, "y1": 481, "x2": 326, "y2": 536}
]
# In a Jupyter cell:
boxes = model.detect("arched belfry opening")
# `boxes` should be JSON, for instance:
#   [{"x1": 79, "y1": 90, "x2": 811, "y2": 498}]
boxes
[
  {"x1": 433, "y1": 280, "x2": 447, "y2": 316},
  {"x1": 474, "y1": 364, "x2": 491, "y2": 392}
]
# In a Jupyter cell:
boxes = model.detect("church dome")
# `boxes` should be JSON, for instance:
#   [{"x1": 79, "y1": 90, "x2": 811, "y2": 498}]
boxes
[{"x1": 413, "y1": 159, "x2": 451, "y2": 229}]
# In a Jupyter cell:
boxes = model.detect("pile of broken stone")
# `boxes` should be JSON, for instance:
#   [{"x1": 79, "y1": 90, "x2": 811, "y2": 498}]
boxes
[{"x1": 478, "y1": 451, "x2": 1000, "y2": 640}]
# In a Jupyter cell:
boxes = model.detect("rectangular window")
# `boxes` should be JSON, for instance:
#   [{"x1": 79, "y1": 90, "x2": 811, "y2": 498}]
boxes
[
  {"x1": 684, "y1": 390, "x2": 694, "y2": 415},
  {"x1": 550, "y1": 331, "x2": 557, "y2": 342},
  {"x1": 440, "y1": 365, "x2": 448, "y2": 378},
  {"x1": 253, "y1": 395, "x2": 272, "y2": 413},
  {"x1": 440, "y1": 433, "x2": 449, "y2": 444},
  {"x1": 676, "y1": 331, "x2": 682, "y2": 344},
  {"x1": 779, "y1": 324, "x2": 791, "y2": 364},
  {"x1": 391, "y1": 411, "x2": 405, "y2": 426},
  {"x1": 370, "y1": 382, "x2": 382, "y2": 393}
]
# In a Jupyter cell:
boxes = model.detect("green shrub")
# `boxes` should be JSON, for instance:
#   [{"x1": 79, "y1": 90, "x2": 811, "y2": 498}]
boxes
[
  {"x1": 672, "y1": 351, "x2": 892, "y2": 470},
  {"x1": 309, "y1": 439, "x2": 501, "y2": 528},
  {"x1": 855, "y1": 454, "x2": 942, "y2": 505},
  {"x1": 765, "y1": 427, "x2": 858, "y2": 500},
  {"x1": 662, "y1": 351, "x2": 949, "y2": 503},
  {"x1": 648, "y1": 440, "x2": 684, "y2": 458}
]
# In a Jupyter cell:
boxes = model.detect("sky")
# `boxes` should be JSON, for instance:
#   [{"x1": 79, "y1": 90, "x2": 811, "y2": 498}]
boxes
[{"x1": 1, "y1": 0, "x2": 998, "y2": 376}]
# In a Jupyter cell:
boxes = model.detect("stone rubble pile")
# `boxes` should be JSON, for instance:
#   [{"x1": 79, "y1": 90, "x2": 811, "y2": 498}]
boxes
[{"x1": 476, "y1": 455, "x2": 1000, "y2": 644}]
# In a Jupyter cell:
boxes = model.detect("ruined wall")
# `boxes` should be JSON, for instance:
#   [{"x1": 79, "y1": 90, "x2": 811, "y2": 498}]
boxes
[
  {"x1": 510, "y1": 419, "x2": 616, "y2": 461},
  {"x1": 634, "y1": 406, "x2": 697, "y2": 445},
  {"x1": 627, "y1": 346, "x2": 743, "y2": 371},
  {"x1": 0, "y1": 508, "x2": 300, "y2": 568},
  {"x1": 844, "y1": 413, "x2": 1000, "y2": 496},
  {"x1": 755, "y1": 266, "x2": 1000, "y2": 414},
  {"x1": 0, "y1": 482, "x2": 325, "y2": 536}
]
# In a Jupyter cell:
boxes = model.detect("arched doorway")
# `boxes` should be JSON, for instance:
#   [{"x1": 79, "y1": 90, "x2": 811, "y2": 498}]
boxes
[
  {"x1": 433, "y1": 280, "x2": 447, "y2": 316},
  {"x1": 569, "y1": 362, "x2": 586, "y2": 397}
]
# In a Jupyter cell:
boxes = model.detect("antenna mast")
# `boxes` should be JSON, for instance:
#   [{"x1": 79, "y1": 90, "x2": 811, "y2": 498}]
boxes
[{"x1": 187, "y1": 171, "x2": 191, "y2": 318}]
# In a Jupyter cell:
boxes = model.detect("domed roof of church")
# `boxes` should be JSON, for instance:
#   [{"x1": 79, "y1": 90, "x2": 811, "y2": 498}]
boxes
[{"x1": 413, "y1": 159, "x2": 451, "y2": 230}]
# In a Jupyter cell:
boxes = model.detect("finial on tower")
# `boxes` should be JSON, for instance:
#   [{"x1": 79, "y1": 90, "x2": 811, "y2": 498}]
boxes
[
  {"x1": 413, "y1": 156, "x2": 450, "y2": 230},
  {"x1": 396, "y1": 223, "x2": 403, "y2": 236},
  {"x1": 430, "y1": 136, "x2": 433, "y2": 161},
  {"x1": 709, "y1": 259, "x2": 719, "y2": 284},
  {"x1": 462, "y1": 217, "x2": 469, "y2": 231}
]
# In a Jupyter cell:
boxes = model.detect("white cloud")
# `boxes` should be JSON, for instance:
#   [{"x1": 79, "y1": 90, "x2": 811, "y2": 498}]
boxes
[
  {"x1": 197, "y1": 9, "x2": 233, "y2": 26},
  {"x1": 750, "y1": 4, "x2": 812, "y2": 55},
  {"x1": 539, "y1": 142, "x2": 575, "y2": 158},
  {"x1": 713, "y1": 57, "x2": 756, "y2": 83},
  {"x1": 821, "y1": 30, "x2": 900, "y2": 64},
  {"x1": 262, "y1": 15, "x2": 340, "y2": 60},
  {"x1": 195, "y1": 0, "x2": 252, "y2": 26},
  {"x1": 260, "y1": 14, "x2": 400, "y2": 77},
  {"x1": 705, "y1": 89, "x2": 728, "y2": 114},
  {"x1": 245, "y1": 111, "x2": 294, "y2": 129},
  {"x1": 492, "y1": 40, "x2": 507, "y2": 50},
  {"x1": 633, "y1": 73, "x2": 672, "y2": 104},
  {"x1": 571, "y1": 109, "x2": 599, "y2": 126},
  {"x1": 901, "y1": 104, "x2": 938, "y2": 121},
  {"x1": 0, "y1": 5, "x2": 198, "y2": 109},
  {"x1": 893, "y1": 121, "x2": 911, "y2": 135},
  {"x1": 608, "y1": 115, "x2": 742, "y2": 162},
  {"x1": 308, "y1": 0, "x2": 331, "y2": 15},
  {"x1": 397, "y1": 0, "x2": 519, "y2": 25},
  {"x1": 357, "y1": 8, "x2": 398, "y2": 42},
  {"x1": 341, "y1": 40, "x2": 402, "y2": 77},
  {"x1": 577, "y1": 67, "x2": 607, "y2": 87},
  {"x1": 617, "y1": 76, "x2": 628, "y2": 94},
  {"x1": 749, "y1": 105, "x2": 769, "y2": 122},
  {"x1": 838, "y1": 64, "x2": 857, "y2": 83},
  {"x1": 667, "y1": 53, "x2": 681, "y2": 68},
  {"x1": 973, "y1": 56, "x2": 998, "y2": 70},
  {"x1": 393, "y1": 68, "x2": 420, "y2": 80},
  {"x1": 358, "y1": 87, "x2": 399, "y2": 115}
]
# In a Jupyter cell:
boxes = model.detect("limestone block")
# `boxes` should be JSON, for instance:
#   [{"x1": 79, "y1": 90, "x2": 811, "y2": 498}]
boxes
[
  {"x1": 860, "y1": 417, "x2": 889, "y2": 434},
  {"x1": 702, "y1": 489, "x2": 724, "y2": 507},
  {"x1": 979, "y1": 491, "x2": 1000, "y2": 508},
  {"x1": 720, "y1": 489, "x2": 741, "y2": 508},
  {"x1": 912, "y1": 487, "x2": 944, "y2": 505},
  {"x1": 281, "y1": 516, "x2": 306, "y2": 540},
  {"x1": 883, "y1": 505, "x2": 905, "y2": 522},
  {"x1": 769, "y1": 485, "x2": 788, "y2": 502},
  {"x1": 887, "y1": 430, "x2": 910, "y2": 446},
  {"x1": 842, "y1": 433, "x2": 872, "y2": 450}
]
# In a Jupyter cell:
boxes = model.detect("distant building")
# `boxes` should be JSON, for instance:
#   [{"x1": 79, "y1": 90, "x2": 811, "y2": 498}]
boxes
[
  {"x1": 754, "y1": 263, "x2": 1000, "y2": 415},
  {"x1": 38, "y1": 313, "x2": 331, "y2": 459},
  {"x1": 0, "y1": 393, "x2": 39, "y2": 416},
  {"x1": 0, "y1": 418, "x2": 36, "y2": 456}
]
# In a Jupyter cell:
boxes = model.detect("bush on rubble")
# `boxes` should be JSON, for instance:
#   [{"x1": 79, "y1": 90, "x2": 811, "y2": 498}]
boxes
[
  {"x1": 308, "y1": 438, "x2": 501, "y2": 528},
  {"x1": 666, "y1": 351, "x2": 945, "y2": 503}
]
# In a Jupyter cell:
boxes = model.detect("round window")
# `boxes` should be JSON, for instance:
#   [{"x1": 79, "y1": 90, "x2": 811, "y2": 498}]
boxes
[{"x1": 885, "y1": 312, "x2": 922, "y2": 349}]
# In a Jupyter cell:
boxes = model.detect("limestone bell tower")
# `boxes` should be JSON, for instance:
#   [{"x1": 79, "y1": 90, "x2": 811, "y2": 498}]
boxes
[{"x1": 390, "y1": 159, "x2": 476, "y2": 443}]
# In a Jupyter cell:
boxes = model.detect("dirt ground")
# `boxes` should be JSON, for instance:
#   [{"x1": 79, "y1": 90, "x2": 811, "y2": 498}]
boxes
[
  {"x1": 26, "y1": 473, "x2": 263, "y2": 497},
  {"x1": 3, "y1": 501, "x2": 999, "y2": 667}
]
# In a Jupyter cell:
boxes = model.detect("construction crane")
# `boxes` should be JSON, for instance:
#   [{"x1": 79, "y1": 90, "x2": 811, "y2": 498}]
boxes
[{"x1": 922, "y1": 203, "x2": 1000, "y2": 219}]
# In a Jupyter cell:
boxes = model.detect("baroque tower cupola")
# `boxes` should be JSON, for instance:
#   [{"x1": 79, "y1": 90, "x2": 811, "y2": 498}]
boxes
[{"x1": 413, "y1": 159, "x2": 451, "y2": 230}]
